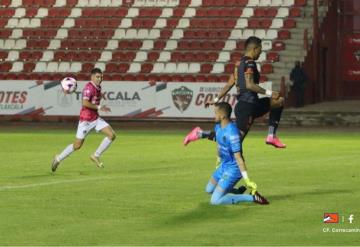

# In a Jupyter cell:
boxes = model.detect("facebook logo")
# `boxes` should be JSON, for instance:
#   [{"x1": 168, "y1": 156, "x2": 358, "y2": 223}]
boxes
[{"x1": 348, "y1": 214, "x2": 354, "y2": 224}]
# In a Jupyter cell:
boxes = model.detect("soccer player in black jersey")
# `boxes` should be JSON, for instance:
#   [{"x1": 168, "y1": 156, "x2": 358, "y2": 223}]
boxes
[{"x1": 184, "y1": 36, "x2": 286, "y2": 148}]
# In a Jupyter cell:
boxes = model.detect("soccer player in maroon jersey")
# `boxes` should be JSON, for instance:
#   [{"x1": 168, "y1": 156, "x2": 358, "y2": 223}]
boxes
[{"x1": 51, "y1": 68, "x2": 116, "y2": 172}]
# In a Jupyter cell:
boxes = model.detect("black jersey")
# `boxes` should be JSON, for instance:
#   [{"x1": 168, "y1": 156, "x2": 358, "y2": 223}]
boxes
[{"x1": 235, "y1": 56, "x2": 260, "y2": 104}]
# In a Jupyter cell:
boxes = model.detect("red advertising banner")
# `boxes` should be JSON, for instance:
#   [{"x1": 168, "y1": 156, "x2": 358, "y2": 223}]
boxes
[{"x1": 342, "y1": 34, "x2": 360, "y2": 81}]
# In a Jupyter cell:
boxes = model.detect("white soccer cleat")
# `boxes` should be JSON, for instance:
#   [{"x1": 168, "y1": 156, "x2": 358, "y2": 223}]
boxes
[
  {"x1": 90, "y1": 154, "x2": 104, "y2": 168},
  {"x1": 51, "y1": 155, "x2": 60, "y2": 172}
]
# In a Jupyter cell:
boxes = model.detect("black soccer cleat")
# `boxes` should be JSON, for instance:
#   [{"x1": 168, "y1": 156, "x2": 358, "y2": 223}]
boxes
[{"x1": 253, "y1": 191, "x2": 270, "y2": 205}]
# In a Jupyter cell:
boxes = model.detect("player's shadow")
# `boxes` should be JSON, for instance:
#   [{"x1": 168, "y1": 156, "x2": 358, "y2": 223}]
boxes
[
  {"x1": 161, "y1": 202, "x2": 254, "y2": 226},
  {"x1": 268, "y1": 188, "x2": 352, "y2": 201}
]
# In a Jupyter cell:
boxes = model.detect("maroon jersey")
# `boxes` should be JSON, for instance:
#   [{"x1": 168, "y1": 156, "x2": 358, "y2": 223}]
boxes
[{"x1": 79, "y1": 82, "x2": 101, "y2": 122}]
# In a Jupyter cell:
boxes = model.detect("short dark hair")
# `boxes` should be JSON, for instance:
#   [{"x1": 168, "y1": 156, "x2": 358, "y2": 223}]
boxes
[
  {"x1": 215, "y1": 102, "x2": 232, "y2": 119},
  {"x1": 91, "y1": 68, "x2": 103, "y2": 75},
  {"x1": 245, "y1": 36, "x2": 262, "y2": 49}
]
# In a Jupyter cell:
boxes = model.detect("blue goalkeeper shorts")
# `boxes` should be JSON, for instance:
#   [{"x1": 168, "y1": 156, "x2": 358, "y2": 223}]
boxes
[{"x1": 212, "y1": 163, "x2": 241, "y2": 192}]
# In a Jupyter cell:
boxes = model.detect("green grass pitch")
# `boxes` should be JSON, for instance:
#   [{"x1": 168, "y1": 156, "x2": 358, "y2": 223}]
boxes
[{"x1": 0, "y1": 126, "x2": 359, "y2": 245}]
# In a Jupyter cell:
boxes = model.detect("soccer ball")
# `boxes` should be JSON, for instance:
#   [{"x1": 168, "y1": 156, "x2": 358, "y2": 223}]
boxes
[{"x1": 60, "y1": 77, "x2": 77, "y2": 94}]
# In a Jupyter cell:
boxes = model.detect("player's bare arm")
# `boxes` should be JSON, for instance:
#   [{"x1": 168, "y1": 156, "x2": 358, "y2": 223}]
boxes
[
  {"x1": 205, "y1": 74, "x2": 235, "y2": 108},
  {"x1": 82, "y1": 99, "x2": 111, "y2": 112},
  {"x1": 245, "y1": 73, "x2": 280, "y2": 99}
]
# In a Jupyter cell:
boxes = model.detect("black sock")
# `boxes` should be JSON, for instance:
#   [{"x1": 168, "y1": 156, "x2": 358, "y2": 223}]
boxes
[
  {"x1": 200, "y1": 130, "x2": 216, "y2": 141},
  {"x1": 268, "y1": 106, "x2": 283, "y2": 136}
]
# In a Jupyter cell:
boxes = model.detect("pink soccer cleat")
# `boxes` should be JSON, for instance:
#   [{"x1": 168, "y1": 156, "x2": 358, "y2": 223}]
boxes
[
  {"x1": 266, "y1": 136, "x2": 286, "y2": 148},
  {"x1": 183, "y1": 127, "x2": 202, "y2": 146}
]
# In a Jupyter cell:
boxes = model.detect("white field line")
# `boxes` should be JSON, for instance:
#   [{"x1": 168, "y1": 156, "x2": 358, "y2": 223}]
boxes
[{"x1": 0, "y1": 170, "x2": 193, "y2": 191}]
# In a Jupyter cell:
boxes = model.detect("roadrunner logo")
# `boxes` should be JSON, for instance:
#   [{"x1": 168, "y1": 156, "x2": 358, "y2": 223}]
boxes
[
  {"x1": 172, "y1": 86, "x2": 193, "y2": 113},
  {"x1": 324, "y1": 213, "x2": 339, "y2": 223}
]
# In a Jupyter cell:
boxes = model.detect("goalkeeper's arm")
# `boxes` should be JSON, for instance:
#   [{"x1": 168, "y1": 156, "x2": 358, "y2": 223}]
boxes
[{"x1": 234, "y1": 152, "x2": 257, "y2": 194}]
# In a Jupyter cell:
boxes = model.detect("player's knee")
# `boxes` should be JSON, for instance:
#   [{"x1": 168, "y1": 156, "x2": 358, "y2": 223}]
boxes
[
  {"x1": 73, "y1": 142, "x2": 82, "y2": 150},
  {"x1": 109, "y1": 133, "x2": 116, "y2": 141},
  {"x1": 210, "y1": 191, "x2": 222, "y2": 205},
  {"x1": 205, "y1": 181, "x2": 215, "y2": 194},
  {"x1": 210, "y1": 196, "x2": 221, "y2": 205}
]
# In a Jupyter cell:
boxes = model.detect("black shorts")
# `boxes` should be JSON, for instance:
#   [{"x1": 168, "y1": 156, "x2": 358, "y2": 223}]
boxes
[{"x1": 234, "y1": 98, "x2": 271, "y2": 134}]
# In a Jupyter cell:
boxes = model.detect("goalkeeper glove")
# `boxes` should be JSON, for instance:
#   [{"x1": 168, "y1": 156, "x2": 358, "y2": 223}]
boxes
[{"x1": 244, "y1": 178, "x2": 257, "y2": 195}]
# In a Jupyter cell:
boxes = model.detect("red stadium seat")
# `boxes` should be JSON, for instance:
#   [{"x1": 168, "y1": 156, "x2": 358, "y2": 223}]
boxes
[
  {"x1": 159, "y1": 74, "x2": 171, "y2": 82},
  {"x1": 171, "y1": 52, "x2": 182, "y2": 62},
  {"x1": 0, "y1": 62, "x2": 12, "y2": 72},
  {"x1": 261, "y1": 19, "x2": 272, "y2": 28},
  {"x1": 147, "y1": 52, "x2": 159, "y2": 61},
  {"x1": 196, "y1": 75, "x2": 207, "y2": 82},
  {"x1": 173, "y1": 8, "x2": 185, "y2": 17},
  {"x1": 254, "y1": 8, "x2": 265, "y2": 17},
  {"x1": 272, "y1": 41, "x2": 285, "y2": 51},
  {"x1": 112, "y1": 74, "x2": 123, "y2": 81},
  {"x1": 208, "y1": 52, "x2": 218, "y2": 62},
  {"x1": 0, "y1": 51, "x2": 8, "y2": 61},
  {"x1": 295, "y1": 0, "x2": 307, "y2": 6},
  {"x1": 124, "y1": 74, "x2": 136, "y2": 81},
  {"x1": 167, "y1": 18, "x2": 179, "y2": 28},
  {"x1": 289, "y1": 8, "x2": 302, "y2": 17},
  {"x1": 183, "y1": 75, "x2": 195, "y2": 82},
  {"x1": 154, "y1": 40, "x2": 166, "y2": 50},
  {"x1": 141, "y1": 63, "x2": 153, "y2": 73},
  {"x1": 23, "y1": 63, "x2": 35, "y2": 72},
  {"x1": 225, "y1": 64, "x2": 235, "y2": 73},
  {"x1": 284, "y1": 19, "x2": 296, "y2": 28},
  {"x1": 266, "y1": 52, "x2": 279, "y2": 62},
  {"x1": 200, "y1": 64, "x2": 212, "y2": 73},
  {"x1": 261, "y1": 64, "x2": 273, "y2": 74},
  {"x1": 278, "y1": 30, "x2": 291, "y2": 39},
  {"x1": 160, "y1": 29, "x2": 172, "y2": 38},
  {"x1": 171, "y1": 75, "x2": 184, "y2": 82},
  {"x1": 136, "y1": 74, "x2": 148, "y2": 81},
  {"x1": 82, "y1": 63, "x2": 94, "y2": 72},
  {"x1": 118, "y1": 63, "x2": 130, "y2": 73},
  {"x1": 266, "y1": 8, "x2": 278, "y2": 17},
  {"x1": 26, "y1": 8, "x2": 38, "y2": 17},
  {"x1": 106, "y1": 63, "x2": 118, "y2": 73},
  {"x1": 207, "y1": 75, "x2": 220, "y2": 82},
  {"x1": 249, "y1": 19, "x2": 261, "y2": 28}
]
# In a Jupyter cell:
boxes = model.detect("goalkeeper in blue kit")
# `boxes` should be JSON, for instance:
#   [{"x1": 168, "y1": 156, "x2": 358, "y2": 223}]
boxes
[{"x1": 186, "y1": 102, "x2": 269, "y2": 205}]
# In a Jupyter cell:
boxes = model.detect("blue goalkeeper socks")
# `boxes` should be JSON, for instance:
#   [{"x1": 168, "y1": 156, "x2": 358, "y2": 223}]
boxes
[{"x1": 210, "y1": 189, "x2": 254, "y2": 205}]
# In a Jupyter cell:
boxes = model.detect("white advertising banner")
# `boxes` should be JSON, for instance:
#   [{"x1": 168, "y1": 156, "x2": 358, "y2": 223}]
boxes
[
  {"x1": 0, "y1": 80, "x2": 271, "y2": 118},
  {"x1": 42, "y1": 81, "x2": 156, "y2": 117},
  {"x1": 0, "y1": 81, "x2": 43, "y2": 115}
]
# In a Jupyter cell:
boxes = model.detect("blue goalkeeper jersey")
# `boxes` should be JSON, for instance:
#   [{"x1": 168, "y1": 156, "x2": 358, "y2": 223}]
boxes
[{"x1": 214, "y1": 122, "x2": 242, "y2": 168}]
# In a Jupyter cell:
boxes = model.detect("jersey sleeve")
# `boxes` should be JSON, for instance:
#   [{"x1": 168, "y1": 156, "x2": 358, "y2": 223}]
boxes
[
  {"x1": 229, "y1": 125, "x2": 242, "y2": 153},
  {"x1": 244, "y1": 60, "x2": 256, "y2": 74},
  {"x1": 82, "y1": 85, "x2": 92, "y2": 101}
]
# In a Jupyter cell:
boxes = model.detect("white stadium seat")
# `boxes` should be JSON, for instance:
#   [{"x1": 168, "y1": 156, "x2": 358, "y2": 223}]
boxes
[
  {"x1": 6, "y1": 51, "x2": 19, "y2": 61},
  {"x1": 70, "y1": 62, "x2": 82, "y2": 72},
  {"x1": 211, "y1": 63, "x2": 224, "y2": 74},
  {"x1": 152, "y1": 63, "x2": 165, "y2": 73},
  {"x1": 188, "y1": 63, "x2": 200, "y2": 73},
  {"x1": 134, "y1": 52, "x2": 147, "y2": 62},
  {"x1": 34, "y1": 62, "x2": 47, "y2": 72},
  {"x1": 58, "y1": 62, "x2": 70, "y2": 73},
  {"x1": 158, "y1": 52, "x2": 170, "y2": 62},
  {"x1": 177, "y1": 63, "x2": 188, "y2": 73},
  {"x1": 128, "y1": 63, "x2": 141, "y2": 73},
  {"x1": 164, "y1": 63, "x2": 176, "y2": 73}
]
